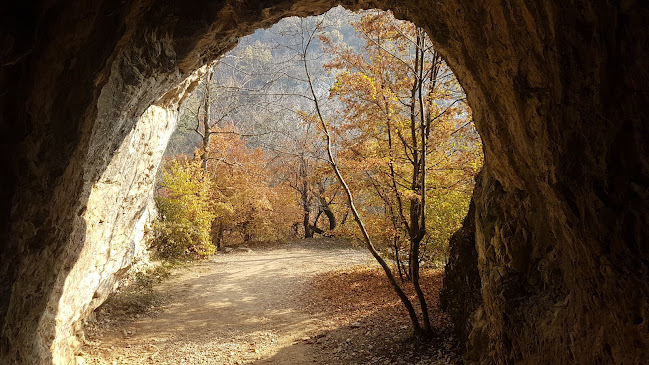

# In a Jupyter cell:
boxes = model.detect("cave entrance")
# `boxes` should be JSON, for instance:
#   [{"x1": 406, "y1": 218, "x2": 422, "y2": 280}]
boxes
[
  {"x1": 81, "y1": 7, "x2": 483, "y2": 364},
  {"x1": 3, "y1": 1, "x2": 647, "y2": 364},
  {"x1": 158, "y1": 6, "x2": 482, "y2": 256}
]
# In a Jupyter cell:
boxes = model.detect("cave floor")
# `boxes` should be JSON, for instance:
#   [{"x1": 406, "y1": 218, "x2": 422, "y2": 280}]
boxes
[{"x1": 82, "y1": 239, "x2": 458, "y2": 364}]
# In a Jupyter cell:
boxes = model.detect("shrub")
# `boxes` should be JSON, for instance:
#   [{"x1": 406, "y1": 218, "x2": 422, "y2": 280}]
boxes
[
  {"x1": 152, "y1": 158, "x2": 215, "y2": 258},
  {"x1": 152, "y1": 221, "x2": 214, "y2": 258}
]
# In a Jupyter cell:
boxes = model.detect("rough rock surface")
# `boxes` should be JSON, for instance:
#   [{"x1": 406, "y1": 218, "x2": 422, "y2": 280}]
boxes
[
  {"x1": 1, "y1": 1, "x2": 648, "y2": 364},
  {"x1": 51, "y1": 102, "x2": 179, "y2": 363},
  {"x1": 440, "y1": 195, "x2": 482, "y2": 357}
]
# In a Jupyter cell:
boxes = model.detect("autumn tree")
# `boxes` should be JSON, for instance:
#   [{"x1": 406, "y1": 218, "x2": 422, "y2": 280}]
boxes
[
  {"x1": 177, "y1": 40, "x2": 284, "y2": 169},
  {"x1": 197, "y1": 121, "x2": 302, "y2": 247},
  {"x1": 290, "y1": 13, "x2": 432, "y2": 336},
  {"x1": 153, "y1": 157, "x2": 216, "y2": 258},
  {"x1": 327, "y1": 10, "x2": 481, "y2": 262},
  {"x1": 293, "y1": 10, "x2": 483, "y2": 336},
  {"x1": 269, "y1": 113, "x2": 341, "y2": 238},
  {"x1": 171, "y1": 41, "x2": 309, "y2": 245},
  {"x1": 249, "y1": 16, "x2": 347, "y2": 239}
]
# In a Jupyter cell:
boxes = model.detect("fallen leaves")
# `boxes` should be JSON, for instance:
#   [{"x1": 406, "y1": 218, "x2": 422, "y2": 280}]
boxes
[
  {"x1": 301, "y1": 265, "x2": 460, "y2": 364},
  {"x1": 305, "y1": 266, "x2": 448, "y2": 326}
]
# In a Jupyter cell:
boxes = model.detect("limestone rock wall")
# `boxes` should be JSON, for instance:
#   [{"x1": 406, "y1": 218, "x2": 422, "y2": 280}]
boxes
[
  {"x1": 50, "y1": 104, "x2": 176, "y2": 362},
  {"x1": 0, "y1": 2, "x2": 208, "y2": 360},
  {"x1": 0, "y1": 1, "x2": 648, "y2": 364},
  {"x1": 40, "y1": 53, "x2": 205, "y2": 363}
]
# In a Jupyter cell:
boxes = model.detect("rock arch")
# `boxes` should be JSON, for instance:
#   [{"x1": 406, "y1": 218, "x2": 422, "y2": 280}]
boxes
[{"x1": 1, "y1": 1, "x2": 648, "y2": 363}]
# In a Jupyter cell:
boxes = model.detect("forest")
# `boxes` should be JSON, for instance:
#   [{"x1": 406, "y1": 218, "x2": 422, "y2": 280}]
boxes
[{"x1": 152, "y1": 7, "x2": 482, "y2": 336}]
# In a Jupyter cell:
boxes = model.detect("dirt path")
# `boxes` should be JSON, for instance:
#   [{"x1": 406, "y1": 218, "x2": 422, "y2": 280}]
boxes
[
  {"x1": 83, "y1": 240, "x2": 373, "y2": 364},
  {"x1": 82, "y1": 240, "x2": 457, "y2": 365}
]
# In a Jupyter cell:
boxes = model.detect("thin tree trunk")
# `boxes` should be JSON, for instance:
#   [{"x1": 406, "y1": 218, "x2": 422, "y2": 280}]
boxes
[
  {"x1": 303, "y1": 211, "x2": 313, "y2": 238},
  {"x1": 200, "y1": 68, "x2": 215, "y2": 171},
  {"x1": 318, "y1": 187, "x2": 336, "y2": 230},
  {"x1": 340, "y1": 210, "x2": 349, "y2": 225},
  {"x1": 411, "y1": 237, "x2": 431, "y2": 333},
  {"x1": 393, "y1": 234, "x2": 406, "y2": 282},
  {"x1": 300, "y1": 41, "x2": 423, "y2": 334},
  {"x1": 410, "y1": 30, "x2": 432, "y2": 334},
  {"x1": 298, "y1": 154, "x2": 313, "y2": 238},
  {"x1": 212, "y1": 221, "x2": 223, "y2": 250}
]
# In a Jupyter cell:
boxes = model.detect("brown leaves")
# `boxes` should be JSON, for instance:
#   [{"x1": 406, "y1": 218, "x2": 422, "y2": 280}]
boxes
[
  {"x1": 304, "y1": 265, "x2": 450, "y2": 330},
  {"x1": 300, "y1": 264, "x2": 460, "y2": 364}
]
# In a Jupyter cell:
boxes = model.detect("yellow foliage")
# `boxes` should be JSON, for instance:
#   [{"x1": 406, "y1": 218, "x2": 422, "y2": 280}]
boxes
[
  {"x1": 322, "y1": 9, "x2": 484, "y2": 260},
  {"x1": 154, "y1": 158, "x2": 215, "y2": 258}
]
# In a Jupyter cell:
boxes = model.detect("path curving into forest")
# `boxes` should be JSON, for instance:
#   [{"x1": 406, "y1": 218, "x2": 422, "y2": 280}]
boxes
[{"x1": 82, "y1": 239, "x2": 457, "y2": 365}]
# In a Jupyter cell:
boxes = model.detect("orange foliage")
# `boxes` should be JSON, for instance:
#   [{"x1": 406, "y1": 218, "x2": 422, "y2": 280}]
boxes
[
  {"x1": 204, "y1": 123, "x2": 302, "y2": 246},
  {"x1": 321, "y1": 10, "x2": 483, "y2": 259}
]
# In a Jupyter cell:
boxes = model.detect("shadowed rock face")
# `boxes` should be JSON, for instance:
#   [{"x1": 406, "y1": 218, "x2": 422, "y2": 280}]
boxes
[
  {"x1": 440, "y1": 193, "x2": 481, "y2": 357},
  {"x1": 1, "y1": 1, "x2": 648, "y2": 364}
]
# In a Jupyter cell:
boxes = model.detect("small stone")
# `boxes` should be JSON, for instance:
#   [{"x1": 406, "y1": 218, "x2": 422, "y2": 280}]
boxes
[{"x1": 350, "y1": 322, "x2": 361, "y2": 328}]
